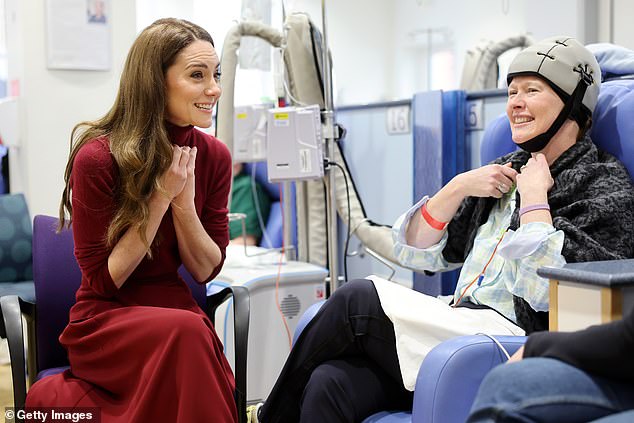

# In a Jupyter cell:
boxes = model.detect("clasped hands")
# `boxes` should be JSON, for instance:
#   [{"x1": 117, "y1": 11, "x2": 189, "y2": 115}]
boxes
[
  {"x1": 453, "y1": 154, "x2": 554, "y2": 199},
  {"x1": 161, "y1": 145, "x2": 197, "y2": 211}
]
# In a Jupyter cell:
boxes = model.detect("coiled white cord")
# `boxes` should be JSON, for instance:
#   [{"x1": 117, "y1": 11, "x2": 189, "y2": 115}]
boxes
[{"x1": 476, "y1": 333, "x2": 511, "y2": 361}]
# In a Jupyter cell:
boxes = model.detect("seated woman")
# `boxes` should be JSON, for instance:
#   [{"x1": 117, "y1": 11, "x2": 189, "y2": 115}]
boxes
[
  {"x1": 229, "y1": 162, "x2": 272, "y2": 246},
  {"x1": 468, "y1": 307, "x2": 634, "y2": 422},
  {"x1": 25, "y1": 18, "x2": 237, "y2": 422},
  {"x1": 249, "y1": 37, "x2": 634, "y2": 423}
]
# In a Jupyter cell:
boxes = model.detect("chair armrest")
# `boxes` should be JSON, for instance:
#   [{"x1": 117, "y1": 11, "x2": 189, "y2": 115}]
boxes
[
  {"x1": 207, "y1": 286, "x2": 250, "y2": 423},
  {"x1": 539, "y1": 260, "x2": 634, "y2": 330},
  {"x1": 292, "y1": 300, "x2": 325, "y2": 345},
  {"x1": 538, "y1": 258, "x2": 634, "y2": 288},
  {"x1": 412, "y1": 335, "x2": 526, "y2": 423},
  {"x1": 1, "y1": 295, "x2": 35, "y2": 410}
]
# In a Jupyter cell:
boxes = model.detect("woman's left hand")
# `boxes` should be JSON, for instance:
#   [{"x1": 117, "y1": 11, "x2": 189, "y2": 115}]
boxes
[
  {"x1": 172, "y1": 146, "x2": 197, "y2": 212},
  {"x1": 516, "y1": 154, "x2": 554, "y2": 200}
]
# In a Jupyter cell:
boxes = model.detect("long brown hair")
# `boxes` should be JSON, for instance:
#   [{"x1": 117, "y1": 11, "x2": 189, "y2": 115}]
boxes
[{"x1": 59, "y1": 18, "x2": 214, "y2": 250}]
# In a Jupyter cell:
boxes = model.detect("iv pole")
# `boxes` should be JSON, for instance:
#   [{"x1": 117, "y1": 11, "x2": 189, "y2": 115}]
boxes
[{"x1": 320, "y1": 0, "x2": 341, "y2": 293}]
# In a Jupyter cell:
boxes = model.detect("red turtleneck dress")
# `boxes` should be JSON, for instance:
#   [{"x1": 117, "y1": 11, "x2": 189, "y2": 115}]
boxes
[{"x1": 25, "y1": 124, "x2": 237, "y2": 423}]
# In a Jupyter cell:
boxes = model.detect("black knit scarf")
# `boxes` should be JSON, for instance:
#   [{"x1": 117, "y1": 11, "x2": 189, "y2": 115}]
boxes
[{"x1": 442, "y1": 136, "x2": 634, "y2": 333}]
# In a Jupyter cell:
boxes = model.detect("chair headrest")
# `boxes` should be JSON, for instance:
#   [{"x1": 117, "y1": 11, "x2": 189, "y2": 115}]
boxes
[
  {"x1": 479, "y1": 114, "x2": 514, "y2": 165},
  {"x1": 589, "y1": 78, "x2": 634, "y2": 178},
  {"x1": 480, "y1": 78, "x2": 634, "y2": 179},
  {"x1": 586, "y1": 43, "x2": 634, "y2": 82}
]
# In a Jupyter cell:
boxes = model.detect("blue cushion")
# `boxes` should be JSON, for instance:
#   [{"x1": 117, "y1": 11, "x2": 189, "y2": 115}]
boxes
[
  {"x1": 587, "y1": 43, "x2": 634, "y2": 81},
  {"x1": 590, "y1": 78, "x2": 634, "y2": 178}
]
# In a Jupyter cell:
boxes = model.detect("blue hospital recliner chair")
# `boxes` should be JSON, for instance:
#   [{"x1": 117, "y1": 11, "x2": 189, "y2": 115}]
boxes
[
  {"x1": 241, "y1": 162, "x2": 297, "y2": 249},
  {"x1": 294, "y1": 76, "x2": 634, "y2": 423}
]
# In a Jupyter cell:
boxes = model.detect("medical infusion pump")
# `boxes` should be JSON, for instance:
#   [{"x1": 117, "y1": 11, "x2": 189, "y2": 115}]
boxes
[
  {"x1": 233, "y1": 104, "x2": 273, "y2": 162},
  {"x1": 266, "y1": 105, "x2": 324, "y2": 182}
]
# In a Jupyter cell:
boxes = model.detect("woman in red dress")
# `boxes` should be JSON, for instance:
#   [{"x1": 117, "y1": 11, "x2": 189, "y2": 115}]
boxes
[{"x1": 25, "y1": 18, "x2": 237, "y2": 422}]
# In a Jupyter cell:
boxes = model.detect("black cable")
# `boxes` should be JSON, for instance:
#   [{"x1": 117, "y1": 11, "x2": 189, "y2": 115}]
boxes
[
  {"x1": 334, "y1": 140, "x2": 369, "y2": 217},
  {"x1": 334, "y1": 140, "x2": 392, "y2": 229},
  {"x1": 328, "y1": 161, "x2": 351, "y2": 283}
]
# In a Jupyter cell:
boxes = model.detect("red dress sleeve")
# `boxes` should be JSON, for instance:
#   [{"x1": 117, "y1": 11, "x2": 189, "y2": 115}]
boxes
[
  {"x1": 198, "y1": 137, "x2": 232, "y2": 282},
  {"x1": 70, "y1": 139, "x2": 118, "y2": 297}
]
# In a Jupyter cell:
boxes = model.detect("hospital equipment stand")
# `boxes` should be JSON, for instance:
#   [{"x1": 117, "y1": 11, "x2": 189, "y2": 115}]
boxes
[{"x1": 320, "y1": 0, "x2": 341, "y2": 293}]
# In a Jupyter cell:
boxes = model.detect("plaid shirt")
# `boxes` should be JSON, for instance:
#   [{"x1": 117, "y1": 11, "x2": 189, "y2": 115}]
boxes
[{"x1": 393, "y1": 188, "x2": 566, "y2": 323}]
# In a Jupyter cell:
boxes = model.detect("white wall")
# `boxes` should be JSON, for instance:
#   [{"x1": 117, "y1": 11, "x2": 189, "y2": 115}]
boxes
[
  {"x1": 611, "y1": 0, "x2": 634, "y2": 49},
  {"x1": 280, "y1": 0, "x2": 592, "y2": 103},
  {"x1": 136, "y1": 0, "x2": 193, "y2": 30},
  {"x1": 8, "y1": 0, "x2": 634, "y2": 216},
  {"x1": 288, "y1": 0, "x2": 395, "y2": 105},
  {"x1": 137, "y1": 0, "x2": 394, "y2": 106},
  {"x1": 390, "y1": 0, "x2": 588, "y2": 99},
  {"x1": 136, "y1": 0, "x2": 242, "y2": 53},
  {"x1": 283, "y1": 0, "x2": 394, "y2": 105},
  {"x1": 9, "y1": 0, "x2": 137, "y2": 216},
  {"x1": 134, "y1": 0, "x2": 597, "y2": 106}
]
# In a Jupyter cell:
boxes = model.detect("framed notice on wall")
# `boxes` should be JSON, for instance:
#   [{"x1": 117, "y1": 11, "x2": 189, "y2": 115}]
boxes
[{"x1": 45, "y1": 0, "x2": 111, "y2": 70}]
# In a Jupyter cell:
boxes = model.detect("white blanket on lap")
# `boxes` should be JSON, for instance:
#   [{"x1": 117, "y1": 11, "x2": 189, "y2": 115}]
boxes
[{"x1": 368, "y1": 275, "x2": 524, "y2": 391}]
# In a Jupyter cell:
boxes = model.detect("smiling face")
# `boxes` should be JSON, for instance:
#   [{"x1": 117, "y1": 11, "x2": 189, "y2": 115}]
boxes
[
  {"x1": 164, "y1": 39, "x2": 221, "y2": 128},
  {"x1": 506, "y1": 75, "x2": 565, "y2": 144}
]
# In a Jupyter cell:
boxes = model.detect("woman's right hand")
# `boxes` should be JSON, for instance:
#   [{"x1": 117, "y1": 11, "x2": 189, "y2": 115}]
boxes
[
  {"x1": 160, "y1": 146, "x2": 190, "y2": 200},
  {"x1": 407, "y1": 162, "x2": 516, "y2": 248},
  {"x1": 452, "y1": 162, "x2": 518, "y2": 199}
]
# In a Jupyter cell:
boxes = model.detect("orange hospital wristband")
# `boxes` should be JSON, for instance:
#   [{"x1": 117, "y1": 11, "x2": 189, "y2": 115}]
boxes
[{"x1": 421, "y1": 202, "x2": 448, "y2": 231}]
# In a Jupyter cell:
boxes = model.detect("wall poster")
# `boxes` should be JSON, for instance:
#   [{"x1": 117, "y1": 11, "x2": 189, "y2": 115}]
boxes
[{"x1": 46, "y1": 0, "x2": 111, "y2": 70}]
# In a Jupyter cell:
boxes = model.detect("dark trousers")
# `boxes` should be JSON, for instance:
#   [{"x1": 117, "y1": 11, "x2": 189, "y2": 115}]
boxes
[{"x1": 259, "y1": 279, "x2": 413, "y2": 423}]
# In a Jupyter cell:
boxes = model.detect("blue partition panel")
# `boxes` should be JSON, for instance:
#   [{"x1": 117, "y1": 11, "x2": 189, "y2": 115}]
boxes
[
  {"x1": 412, "y1": 90, "x2": 468, "y2": 296},
  {"x1": 336, "y1": 102, "x2": 414, "y2": 285}
]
